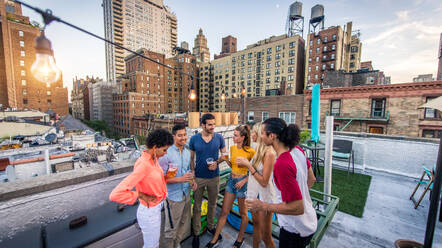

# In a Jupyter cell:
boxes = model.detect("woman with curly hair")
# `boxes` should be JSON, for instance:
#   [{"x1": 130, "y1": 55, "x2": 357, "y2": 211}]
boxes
[{"x1": 109, "y1": 128, "x2": 174, "y2": 248}]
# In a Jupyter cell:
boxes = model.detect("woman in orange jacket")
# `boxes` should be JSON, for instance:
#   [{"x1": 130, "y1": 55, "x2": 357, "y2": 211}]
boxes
[{"x1": 109, "y1": 129, "x2": 174, "y2": 248}]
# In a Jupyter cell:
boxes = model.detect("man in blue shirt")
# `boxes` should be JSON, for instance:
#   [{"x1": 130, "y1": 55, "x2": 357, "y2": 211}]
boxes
[
  {"x1": 159, "y1": 124, "x2": 197, "y2": 248},
  {"x1": 189, "y1": 113, "x2": 226, "y2": 248}
]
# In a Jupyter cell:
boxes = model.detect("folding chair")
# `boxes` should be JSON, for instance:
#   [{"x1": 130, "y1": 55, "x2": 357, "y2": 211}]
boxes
[
  {"x1": 332, "y1": 139, "x2": 354, "y2": 180},
  {"x1": 410, "y1": 166, "x2": 434, "y2": 209}
]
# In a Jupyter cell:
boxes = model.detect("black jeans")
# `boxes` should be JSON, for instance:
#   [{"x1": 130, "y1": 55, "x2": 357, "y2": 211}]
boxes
[{"x1": 279, "y1": 227, "x2": 314, "y2": 248}]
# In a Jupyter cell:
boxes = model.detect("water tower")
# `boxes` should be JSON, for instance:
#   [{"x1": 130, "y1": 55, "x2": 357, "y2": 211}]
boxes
[
  {"x1": 308, "y1": 4, "x2": 325, "y2": 34},
  {"x1": 286, "y1": 2, "x2": 304, "y2": 37}
]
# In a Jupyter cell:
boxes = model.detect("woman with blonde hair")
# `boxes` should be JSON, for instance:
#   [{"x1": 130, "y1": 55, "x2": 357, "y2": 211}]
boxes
[{"x1": 237, "y1": 122, "x2": 276, "y2": 248}]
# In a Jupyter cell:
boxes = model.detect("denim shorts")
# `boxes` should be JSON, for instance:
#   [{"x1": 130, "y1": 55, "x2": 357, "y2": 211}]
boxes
[{"x1": 225, "y1": 175, "x2": 248, "y2": 198}]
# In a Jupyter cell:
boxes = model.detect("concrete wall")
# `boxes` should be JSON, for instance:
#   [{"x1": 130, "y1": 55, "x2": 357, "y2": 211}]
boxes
[{"x1": 318, "y1": 132, "x2": 439, "y2": 178}]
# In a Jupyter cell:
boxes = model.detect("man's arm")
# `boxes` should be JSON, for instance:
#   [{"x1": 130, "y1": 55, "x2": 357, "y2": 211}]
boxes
[
  {"x1": 190, "y1": 150, "x2": 195, "y2": 171},
  {"x1": 246, "y1": 198, "x2": 304, "y2": 215}
]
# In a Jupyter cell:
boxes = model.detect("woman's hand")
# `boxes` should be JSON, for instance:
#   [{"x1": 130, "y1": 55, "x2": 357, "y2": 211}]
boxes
[
  {"x1": 236, "y1": 157, "x2": 250, "y2": 168},
  {"x1": 234, "y1": 178, "x2": 247, "y2": 189}
]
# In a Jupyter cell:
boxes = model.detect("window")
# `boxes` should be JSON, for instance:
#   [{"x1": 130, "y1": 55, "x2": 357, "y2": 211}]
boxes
[
  {"x1": 317, "y1": 38, "x2": 321, "y2": 44},
  {"x1": 267, "y1": 48, "x2": 272, "y2": 54},
  {"x1": 322, "y1": 64, "x2": 326, "y2": 70},
  {"x1": 275, "y1": 53, "x2": 280, "y2": 59},
  {"x1": 288, "y1": 58, "x2": 294, "y2": 65},
  {"x1": 315, "y1": 74, "x2": 318, "y2": 80},
  {"x1": 279, "y1": 112, "x2": 296, "y2": 124},
  {"x1": 315, "y1": 56, "x2": 319, "y2": 62},
  {"x1": 309, "y1": 49, "x2": 312, "y2": 54},
  {"x1": 289, "y1": 50, "x2": 295, "y2": 57},
  {"x1": 21, "y1": 79, "x2": 26, "y2": 86},
  {"x1": 323, "y1": 46, "x2": 327, "y2": 52},
  {"x1": 275, "y1": 61, "x2": 280, "y2": 67},
  {"x1": 316, "y1": 47, "x2": 320, "y2": 53},
  {"x1": 315, "y1": 65, "x2": 319, "y2": 71},
  {"x1": 309, "y1": 100, "x2": 312, "y2": 115},
  {"x1": 308, "y1": 57, "x2": 312, "y2": 63},
  {"x1": 324, "y1": 36, "x2": 328, "y2": 42},
  {"x1": 332, "y1": 44, "x2": 336, "y2": 50},
  {"x1": 422, "y1": 130, "x2": 441, "y2": 138},
  {"x1": 266, "y1": 63, "x2": 271, "y2": 69},
  {"x1": 22, "y1": 89, "x2": 27, "y2": 95},
  {"x1": 21, "y1": 70, "x2": 25, "y2": 76},
  {"x1": 308, "y1": 66, "x2": 311, "y2": 72},
  {"x1": 350, "y1": 62, "x2": 355, "y2": 68},
  {"x1": 289, "y1": 42, "x2": 295, "y2": 48},
  {"x1": 262, "y1": 112, "x2": 269, "y2": 121},
  {"x1": 276, "y1": 45, "x2": 281, "y2": 51},
  {"x1": 371, "y1": 98, "x2": 386, "y2": 117},
  {"x1": 331, "y1": 54, "x2": 335, "y2": 59},
  {"x1": 288, "y1": 67, "x2": 294, "y2": 73},
  {"x1": 309, "y1": 40, "x2": 313, "y2": 46},
  {"x1": 20, "y1": 60, "x2": 24, "y2": 66},
  {"x1": 332, "y1": 34, "x2": 337, "y2": 40},
  {"x1": 20, "y1": 51, "x2": 25, "y2": 57},
  {"x1": 248, "y1": 111, "x2": 254, "y2": 122},
  {"x1": 369, "y1": 127, "x2": 384, "y2": 134},
  {"x1": 425, "y1": 97, "x2": 441, "y2": 119},
  {"x1": 23, "y1": 99, "x2": 28, "y2": 105},
  {"x1": 351, "y1": 46, "x2": 358, "y2": 52},
  {"x1": 330, "y1": 100, "x2": 341, "y2": 116},
  {"x1": 288, "y1": 75, "x2": 294, "y2": 81},
  {"x1": 47, "y1": 91, "x2": 51, "y2": 96},
  {"x1": 19, "y1": 41, "x2": 24, "y2": 47},
  {"x1": 350, "y1": 54, "x2": 355, "y2": 60},
  {"x1": 331, "y1": 63, "x2": 335, "y2": 69}
]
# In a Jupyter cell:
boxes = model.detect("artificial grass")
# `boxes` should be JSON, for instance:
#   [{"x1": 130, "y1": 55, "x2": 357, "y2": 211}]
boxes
[{"x1": 310, "y1": 167, "x2": 372, "y2": 218}]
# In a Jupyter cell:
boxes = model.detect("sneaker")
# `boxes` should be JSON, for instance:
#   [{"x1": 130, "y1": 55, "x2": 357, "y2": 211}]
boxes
[
  {"x1": 207, "y1": 228, "x2": 223, "y2": 241},
  {"x1": 192, "y1": 235, "x2": 200, "y2": 248},
  {"x1": 204, "y1": 237, "x2": 221, "y2": 248}
]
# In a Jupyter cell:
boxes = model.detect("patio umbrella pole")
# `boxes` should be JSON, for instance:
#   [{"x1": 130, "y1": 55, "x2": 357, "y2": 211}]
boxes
[{"x1": 424, "y1": 136, "x2": 442, "y2": 248}]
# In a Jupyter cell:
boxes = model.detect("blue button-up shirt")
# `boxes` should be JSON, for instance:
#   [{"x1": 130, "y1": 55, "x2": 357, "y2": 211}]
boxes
[{"x1": 158, "y1": 144, "x2": 191, "y2": 202}]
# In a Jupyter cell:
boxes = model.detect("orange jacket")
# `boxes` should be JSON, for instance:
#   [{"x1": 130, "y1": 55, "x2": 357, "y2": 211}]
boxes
[{"x1": 109, "y1": 150, "x2": 167, "y2": 207}]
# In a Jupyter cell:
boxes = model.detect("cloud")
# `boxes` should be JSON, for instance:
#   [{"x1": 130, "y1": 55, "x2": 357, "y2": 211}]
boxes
[
  {"x1": 395, "y1": 10, "x2": 409, "y2": 21},
  {"x1": 276, "y1": 4, "x2": 280, "y2": 9}
]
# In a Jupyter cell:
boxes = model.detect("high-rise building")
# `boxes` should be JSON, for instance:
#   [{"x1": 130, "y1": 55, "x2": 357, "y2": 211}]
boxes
[
  {"x1": 103, "y1": 0, "x2": 178, "y2": 82},
  {"x1": 199, "y1": 34, "x2": 305, "y2": 112},
  {"x1": 305, "y1": 22, "x2": 362, "y2": 87},
  {"x1": 192, "y1": 28, "x2": 210, "y2": 63},
  {"x1": 113, "y1": 49, "x2": 198, "y2": 136},
  {"x1": 437, "y1": 33, "x2": 442, "y2": 80},
  {"x1": 214, "y1": 35, "x2": 237, "y2": 59},
  {"x1": 0, "y1": 1, "x2": 68, "y2": 116}
]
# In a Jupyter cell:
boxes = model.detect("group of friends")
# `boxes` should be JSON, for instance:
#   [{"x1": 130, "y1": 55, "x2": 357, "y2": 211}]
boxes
[{"x1": 109, "y1": 113, "x2": 317, "y2": 248}]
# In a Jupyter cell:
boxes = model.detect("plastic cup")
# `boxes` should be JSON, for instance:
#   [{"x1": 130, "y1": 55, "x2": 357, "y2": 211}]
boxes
[
  {"x1": 222, "y1": 152, "x2": 229, "y2": 161},
  {"x1": 166, "y1": 163, "x2": 178, "y2": 178},
  {"x1": 206, "y1": 157, "x2": 214, "y2": 167}
]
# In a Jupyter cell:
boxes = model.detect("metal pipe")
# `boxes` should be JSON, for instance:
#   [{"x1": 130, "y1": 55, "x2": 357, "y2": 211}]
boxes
[{"x1": 424, "y1": 136, "x2": 442, "y2": 247}]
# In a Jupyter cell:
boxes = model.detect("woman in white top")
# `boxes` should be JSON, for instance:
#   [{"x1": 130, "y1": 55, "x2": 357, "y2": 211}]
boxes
[{"x1": 237, "y1": 123, "x2": 276, "y2": 248}]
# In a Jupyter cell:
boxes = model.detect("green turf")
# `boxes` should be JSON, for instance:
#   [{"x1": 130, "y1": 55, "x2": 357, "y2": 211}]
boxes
[{"x1": 310, "y1": 167, "x2": 372, "y2": 218}]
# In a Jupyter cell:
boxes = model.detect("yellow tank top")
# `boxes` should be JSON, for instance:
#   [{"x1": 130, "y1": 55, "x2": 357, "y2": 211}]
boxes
[{"x1": 230, "y1": 145, "x2": 255, "y2": 176}]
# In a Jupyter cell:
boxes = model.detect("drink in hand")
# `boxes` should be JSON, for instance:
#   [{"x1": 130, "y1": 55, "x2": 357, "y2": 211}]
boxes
[{"x1": 166, "y1": 163, "x2": 178, "y2": 178}]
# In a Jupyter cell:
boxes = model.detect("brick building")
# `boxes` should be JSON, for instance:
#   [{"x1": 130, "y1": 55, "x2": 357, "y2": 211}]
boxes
[
  {"x1": 305, "y1": 22, "x2": 362, "y2": 88},
  {"x1": 323, "y1": 68, "x2": 388, "y2": 88},
  {"x1": 113, "y1": 49, "x2": 198, "y2": 137},
  {"x1": 0, "y1": 1, "x2": 68, "y2": 115},
  {"x1": 303, "y1": 81, "x2": 442, "y2": 138},
  {"x1": 71, "y1": 76, "x2": 99, "y2": 120},
  {"x1": 226, "y1": 95, "x2": 304, "y2": 127},
  {"x1": 199, "y1": 34, "x2": 305, "y2": 112},
  {"x1": 214, "y1": 35, "x2": 237, "y2": 59}
]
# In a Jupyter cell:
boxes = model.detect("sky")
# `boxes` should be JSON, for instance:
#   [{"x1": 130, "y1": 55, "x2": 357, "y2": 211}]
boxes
[{"x1": 23, "y1": 0, "x2": 442, "y2": 95}]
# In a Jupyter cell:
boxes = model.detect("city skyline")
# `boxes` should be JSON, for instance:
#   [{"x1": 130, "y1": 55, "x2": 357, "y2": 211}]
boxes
[{"x1": 23, "y1": 0, "x2": 442, "y2": 96}]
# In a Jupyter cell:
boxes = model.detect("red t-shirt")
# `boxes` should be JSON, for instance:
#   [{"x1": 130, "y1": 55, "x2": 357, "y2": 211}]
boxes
[{"x1": 273, "y1": 148, "x2": 311, "y2": 203}]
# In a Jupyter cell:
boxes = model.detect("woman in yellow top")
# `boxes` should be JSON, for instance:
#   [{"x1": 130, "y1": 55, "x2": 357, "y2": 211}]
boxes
[{"x1": 205, "y1": 125, "x2": 255, "y2": 248}]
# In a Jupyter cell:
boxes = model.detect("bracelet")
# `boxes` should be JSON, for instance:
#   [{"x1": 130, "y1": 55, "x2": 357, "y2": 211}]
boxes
[{"x1": 252, "y1": 170, "x2": 257, "y2": 176}]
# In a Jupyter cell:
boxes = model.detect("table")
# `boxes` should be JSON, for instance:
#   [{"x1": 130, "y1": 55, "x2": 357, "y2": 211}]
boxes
[{"x1": 300, "y1": 142, "x2": 325, "y2": 182}]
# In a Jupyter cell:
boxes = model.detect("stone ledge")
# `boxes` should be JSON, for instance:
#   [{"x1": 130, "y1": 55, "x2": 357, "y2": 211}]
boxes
[{"x1": 0, "y1": 161, "x2": 134, "y2": 202}]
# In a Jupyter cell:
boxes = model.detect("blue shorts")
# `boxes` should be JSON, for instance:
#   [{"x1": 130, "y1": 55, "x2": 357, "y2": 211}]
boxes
[{"x1": 225, "y1": 175, "x2": 248, "y2": 198}]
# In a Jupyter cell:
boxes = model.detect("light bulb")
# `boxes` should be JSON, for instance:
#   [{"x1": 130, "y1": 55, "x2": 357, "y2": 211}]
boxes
[
  {"x1": 31, "y1": 34, "x2": 61, "y2": 84},
  {"x1": 221, "y1": 93, "x2": 225, "y2": 101},
  {"x1": 241, "y1": 88, "x2": 246, "y2": 96},
  {"x1": 31, "y1": 53, "x2": 61, "y2": 83},
  {"x1": 189, "y1": 89, "x2": 197, "y2": 101}
]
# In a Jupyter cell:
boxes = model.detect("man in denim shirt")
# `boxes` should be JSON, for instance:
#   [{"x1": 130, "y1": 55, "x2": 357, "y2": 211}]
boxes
[{"x1": 159, "y1": 124, "x2": 197, "y2": 248}]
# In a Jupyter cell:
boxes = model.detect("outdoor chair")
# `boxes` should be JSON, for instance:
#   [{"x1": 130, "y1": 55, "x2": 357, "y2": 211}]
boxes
[
  {"x1": 410, "y1": 166, "x2": 434, "y2": 209},
  {"x1": 332, "y1": 139, "x2": 354, "y2": 180}
]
